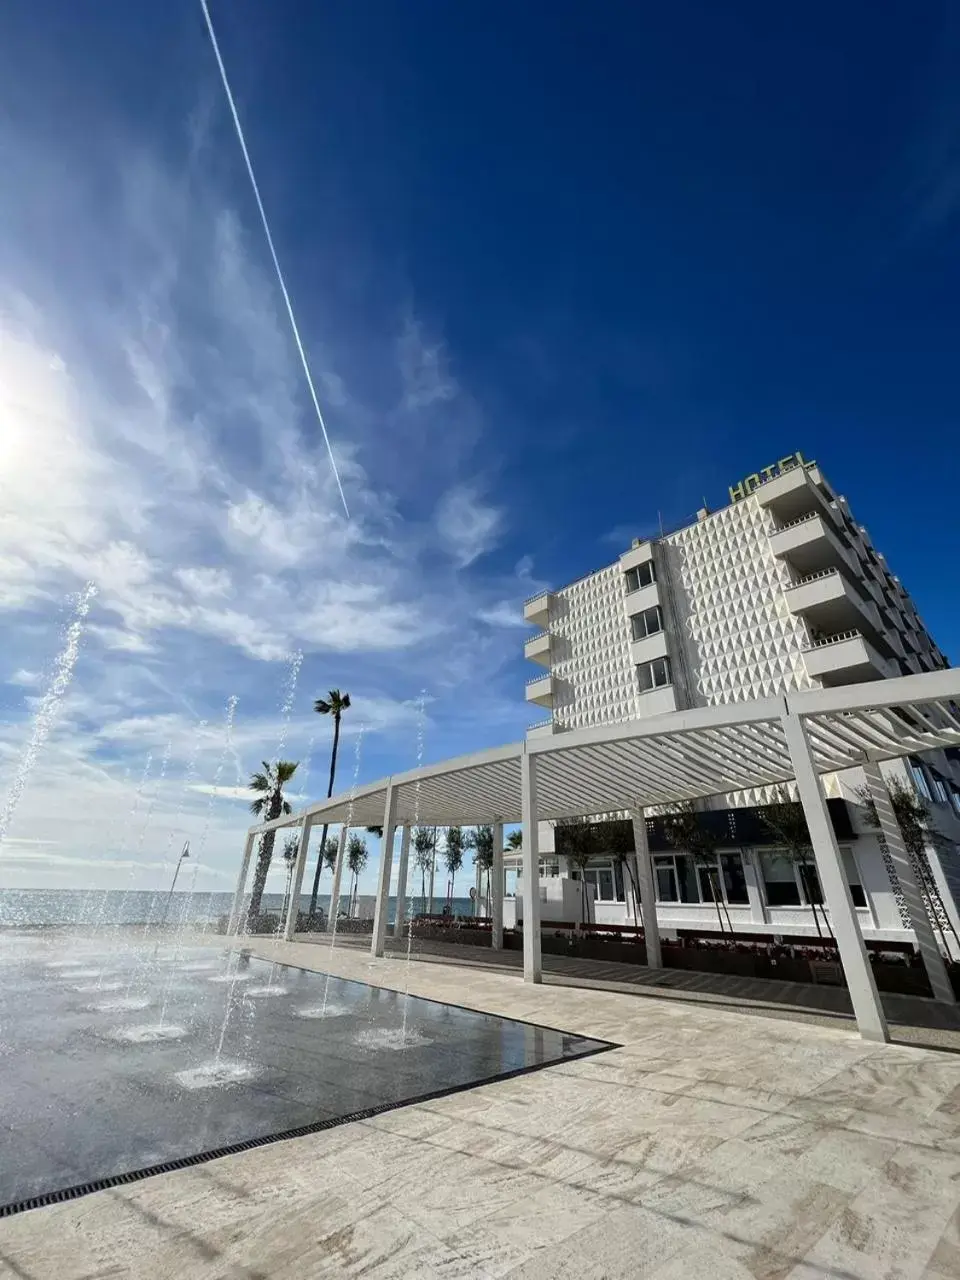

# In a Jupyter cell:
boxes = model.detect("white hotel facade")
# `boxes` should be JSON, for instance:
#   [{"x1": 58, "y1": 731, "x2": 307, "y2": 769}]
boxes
[{"x1": 519, "y1": 454, "x2": 960, "y2": 953}]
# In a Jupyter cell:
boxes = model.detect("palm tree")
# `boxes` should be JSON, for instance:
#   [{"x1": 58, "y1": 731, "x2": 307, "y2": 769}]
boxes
[
  {"x1": 412, "y1": 826, "x2": 437, "y2": 915},
  {"x1": 759, "y1": 787, "x2": 830, "y2": 937},
  {"x1": 443, "y1": 826, "x2": 467, "y2": 908},
  {"x1": 247, "y1": 760, "x2": 299, "y2": 919},
  {"x1": 506, "y1": 830, "x2": 523, "y2": 851},
  {"x1": 857, "y1": 775, "x2": 960, "y2": 955},
  {"x1": 473, "y1": 825, "x2": 494, "y2": 913},
  {"x1": 346, "y1": 833, "x2": 368, "y2": 918},
  {"x1": 310, "y1": 689, "x2": 351, "y2": 914},
  {"x1": 662, "y1": 800, "x2": 729, "y2": 932}
]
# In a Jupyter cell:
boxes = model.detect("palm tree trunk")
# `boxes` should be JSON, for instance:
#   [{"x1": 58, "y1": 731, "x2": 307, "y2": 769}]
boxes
[
  {"x1": 310, "y1": 715, "x2": 343, "y2": 914},
  {"x1": 428, "y1": 853, "x2": 436, "y2": 914},
  {"x1": 248, "y1": 830, "x2": 275, "y2": 920}
]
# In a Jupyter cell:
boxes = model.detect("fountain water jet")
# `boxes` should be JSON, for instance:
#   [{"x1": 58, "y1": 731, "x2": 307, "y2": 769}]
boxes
[{"x1": 0, "y1": 582, "x2": 97, "y2": 847}]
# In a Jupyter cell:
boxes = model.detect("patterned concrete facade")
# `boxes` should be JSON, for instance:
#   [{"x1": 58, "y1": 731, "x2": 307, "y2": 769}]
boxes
[{"x1": 522, "y1": 462, "x2": 960, "y2": 946}]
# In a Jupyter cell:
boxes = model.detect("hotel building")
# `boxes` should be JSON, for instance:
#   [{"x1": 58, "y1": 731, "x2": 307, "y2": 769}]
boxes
[{"x1": 519, "y1": 454, "x2": 960, "y2": 952}]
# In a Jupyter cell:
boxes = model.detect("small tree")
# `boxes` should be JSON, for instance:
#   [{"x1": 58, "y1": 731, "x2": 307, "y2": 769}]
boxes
[
  {"x1": 443, "y1": 826, "x2": 466, "y2": 907},
  {"x1": 557, "y1": 817, "x2": 602, "y2": 925},
  {"x1": 661, "y1": 800, "x2": 728, "y2": 932},
  {"x1": 281, "y1": 835, "x2": 300, "y2": 917},
  {"x1": 758, "y1": 787, "x2": 830, "y2": 938},
  {"x1": 346, "y1": 834, "x2": 368, "y2": 918},
  {"x1": 473, "y1": 824, "x2": 494, "y2": 913},
  {"x1": 857, "y1": 775, "x2": 960, "y2": 955},
  {"x1": 606, "y1": 821, "x2": 642, "y2": 924},
  {"x1": 412, "y1": 826, "x2": 437, "y2": 915}
]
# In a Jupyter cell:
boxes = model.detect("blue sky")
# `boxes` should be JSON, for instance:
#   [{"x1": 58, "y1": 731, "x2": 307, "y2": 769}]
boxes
[{"x1": 1, "y1": 1, "x2": 958, "y2": 897}]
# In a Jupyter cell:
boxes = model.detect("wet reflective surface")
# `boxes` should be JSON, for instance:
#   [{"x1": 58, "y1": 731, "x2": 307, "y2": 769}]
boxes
[{"x1": 0, "y1": 934, "x2": 609, "y2": 1210}]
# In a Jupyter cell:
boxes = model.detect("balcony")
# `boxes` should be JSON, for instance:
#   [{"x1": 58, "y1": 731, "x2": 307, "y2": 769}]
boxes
[
  {"x1": 527, "y1": 718, "x2": 554, "y2": 739},
  {"x1": 784, "y1": 569, "x2": 885, "y2": 646},
  {"x1": 753, "y1": 463, "x2": 830, "y2": 525},
  {"x1": 524, "y1": 631, "x2": 552, "y2": 667},
  {"x1": 801, "y1": 631, "x2": 893, "y2": 686},
  {"x1": 525, "y1": 673, "x2": 554, "y2": 707},
  {"x1": 769, "y1": 514, "x2": 856, "y2": 577},
  {"x1": 523, "y1": 590, "x2": 553, "y2": 629}
]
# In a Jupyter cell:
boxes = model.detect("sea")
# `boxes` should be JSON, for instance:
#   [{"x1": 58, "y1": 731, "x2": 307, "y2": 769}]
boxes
[{"x1": 0, "y1": 889, "x2": 478, "y2": 931}]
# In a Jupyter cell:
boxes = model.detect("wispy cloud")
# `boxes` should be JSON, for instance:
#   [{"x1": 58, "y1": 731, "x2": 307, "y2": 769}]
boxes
[
  {"x1": 435, "y1": 484, "x2": 503, "y2": 568},
  {"x1": 0, "y1": 88, "x2": 532, "y2": 891}
]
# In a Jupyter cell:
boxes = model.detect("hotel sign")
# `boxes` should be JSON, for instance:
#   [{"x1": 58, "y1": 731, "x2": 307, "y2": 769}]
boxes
[{"x1": 729, "y1": 451, "x2": 815, "y2": 504}]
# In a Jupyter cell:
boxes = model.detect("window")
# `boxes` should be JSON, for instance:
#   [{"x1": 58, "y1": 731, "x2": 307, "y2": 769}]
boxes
[
  {"x1": 637, "y1": 656, "x2": 671, "y2": 692},
  {"x1": 930, "y1": 772, "x2": 950, "y2": 806},
  {"x1": 760, "y1": 851, "x2": 801, "y2": 906},
  {"x1": 909, "y1": 758, "x2": 933, "y2": 802},
  {"x1": 654, "y1": 856, "x2": 677, "y2": 902},
  {"x1": 720, "y1": 853, "x2": 749, "y2": 905},
  {"x1": 950, "y1": 784, "x2": 960, "y2": 819},
  {"x1": 631, "y1": 605, "x2": 663, "y2": 642},
  {"x1": 653, "y1": 852, "x2": 748, "y2": 905},
  {"x1": 760, "y1": 849, "x2": 866, "y2": 910},
  {"x1": 624, "y1": 560, "x2": 655, "y2": 593},
  {"x1": 653, "y1": 855, "x2": 697, "y2": 902},
  {"x1": 583, "y1": 865, "x2": 617, "y2": 902},
  {"x1": 841, "y1": 849, "x2": 867, "y2": 909}
]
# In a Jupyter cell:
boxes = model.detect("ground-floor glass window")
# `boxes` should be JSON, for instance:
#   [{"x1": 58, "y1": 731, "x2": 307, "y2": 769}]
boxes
[
  {"x1": 759, "y1": 848, "x2": 866, "y2": 909},
  {"x1": 654, "y1": 852, "x2": 748, "y2": 905}
]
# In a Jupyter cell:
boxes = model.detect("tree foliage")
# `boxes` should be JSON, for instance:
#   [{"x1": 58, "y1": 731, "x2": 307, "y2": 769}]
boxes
[
  {"x1": 661, "y1": 800, "x2": 728, "y2": 931},
  {"x1": 247, "y1": 760, "x2": 299, "y2": 919}
]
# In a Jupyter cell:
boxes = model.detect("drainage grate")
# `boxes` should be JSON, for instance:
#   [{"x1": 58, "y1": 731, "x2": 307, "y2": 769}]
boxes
[{"x1": 0, "y1": 1043, "x2": 615, "y2": 1218}]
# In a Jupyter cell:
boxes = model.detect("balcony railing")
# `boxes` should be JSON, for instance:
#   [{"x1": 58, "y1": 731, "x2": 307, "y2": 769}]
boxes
[
  {"x1": 793, "y1": 567, "x2": 840, "y2": 586},
  {"x1": 526, "y1": 630, "x2": 548, "y2": 643},
  {"x1": 528, "y1": 718, "x2": 553, "y2": 731},
  {"x1": 775, "y1": 511, "x2": 820, "y2": 532},
  {"x1": 526, "y1": 674, "x2": 552, "y2": 687},
  {"x1": 804, "y1": 629, "x2": 862, "y2": 650}
]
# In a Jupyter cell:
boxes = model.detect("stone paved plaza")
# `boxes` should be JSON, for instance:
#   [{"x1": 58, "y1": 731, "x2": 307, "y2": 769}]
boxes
[{"x1": 2, "y1": 935, "x2": 960, "y2": 1279}]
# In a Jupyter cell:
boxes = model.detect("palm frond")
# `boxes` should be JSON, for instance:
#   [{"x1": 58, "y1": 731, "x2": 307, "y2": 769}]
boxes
[
  {"x1": 276, "y1": 760, "x2": 299, "y2": 782},
  {"x1": 248, "y1": 771, "x2": 270, "y2": 793},
  {"x1": 249, "y1": 796, "x2": 266, "y2": 816}
]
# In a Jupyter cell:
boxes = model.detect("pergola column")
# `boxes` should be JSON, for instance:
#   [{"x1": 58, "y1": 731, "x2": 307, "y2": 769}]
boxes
[
  {"x1": 228, "y1": 831, "x2": 255, "y2": 936},
  {"x1": 861, "y1": 760, "x2": 954, "y2": 1004},
  {"x1": 371, "y1": 782, "x2": 398, "y2": 958},
  {"x1": 282, "y1": 818, "x2": 313, "y2": 941},
  {"x1": 392, "y1": 825, "x2": 412, "y2": 939},
  {"x1": 328, "y1": 823, "x2": 349, "y2": 928},
  {"x1": 491, "y1": 820, "x2": 504, "y2": 950},
  {"x1": 782, "y1": 713, "x2": 889, "y2": 1043},
  {"x1": 631, "y1": 807, "x2": 661, "y2": 969},
  {"x1": 520, "y1": 749, "x2": 542, "y2": 983}
]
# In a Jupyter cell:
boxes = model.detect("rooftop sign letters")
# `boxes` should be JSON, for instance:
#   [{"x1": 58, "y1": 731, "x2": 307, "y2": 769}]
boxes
[{"x1": 729, "y1": 451, "x2": 815, "y2": 504}]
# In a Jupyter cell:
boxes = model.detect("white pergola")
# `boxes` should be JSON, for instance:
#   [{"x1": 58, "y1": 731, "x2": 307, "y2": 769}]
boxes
[{"x1": 233, "y1": 669, "x2": 960, "y2": 1043}]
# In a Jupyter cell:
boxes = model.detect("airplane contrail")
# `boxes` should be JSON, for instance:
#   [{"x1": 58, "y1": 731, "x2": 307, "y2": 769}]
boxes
[{"x1": 199, "y1": 0, "x2": 350, "y2": 518}]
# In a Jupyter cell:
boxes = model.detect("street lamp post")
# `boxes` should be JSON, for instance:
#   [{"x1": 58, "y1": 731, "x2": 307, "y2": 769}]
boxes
[{"x1": 160, "y1": 842, "x2": 190, "y2": 929}]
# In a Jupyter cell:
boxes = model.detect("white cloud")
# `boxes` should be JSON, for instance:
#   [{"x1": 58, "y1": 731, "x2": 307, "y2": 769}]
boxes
[
  {"x1": 8, "y1": 668, "x2": 41, "y2": 686},
  {"x1": 0, "y1": 89, "x2": 532, "y2": 895},
  {"x1": 477, "y1": 602, "x2": 528, "y2": 629},
  {"x1": 435, "y1": 484, "x2": 503, "y2": 568},
  {"x1": 396, "y1": 313, "x2": 458, "y2": 411}
]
